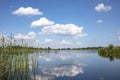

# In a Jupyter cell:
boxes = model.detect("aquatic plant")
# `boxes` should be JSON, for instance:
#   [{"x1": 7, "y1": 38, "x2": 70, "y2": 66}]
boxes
[{"x1": 0, "y1": 52, "x2": 30, "y2": 80}]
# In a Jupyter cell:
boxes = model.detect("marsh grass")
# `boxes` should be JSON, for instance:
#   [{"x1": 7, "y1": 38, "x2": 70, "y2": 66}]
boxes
[
  {"x1": 0, "y1": 33, "x2": 41, "y2": 55},
  {"x1": 0, "y1": 33, "x2": 39, "y2": 80},
  {"x1": 0, "y1": 52, "x2": 29, "y2": 80}
]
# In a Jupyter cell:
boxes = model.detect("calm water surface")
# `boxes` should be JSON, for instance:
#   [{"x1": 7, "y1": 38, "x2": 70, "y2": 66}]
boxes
[
  {"x1": 0, "y1": 50, "x2": 120, "y2": 80},
  {"x1": 29, "y1": 50, "x2": 120, "y2": 80}
]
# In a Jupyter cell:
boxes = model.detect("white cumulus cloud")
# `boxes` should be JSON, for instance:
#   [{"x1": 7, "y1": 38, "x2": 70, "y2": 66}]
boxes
[
  {"x1": 119, "y1": 36, "x2": 120, "y2": 41},
  {"x1": 59, "y1": 40, "x2": 72, "y2": 45},
  {"x1": 12, "y1": 7, "x2": 43, "y2": 16},
  {"x1": 14, "y1": 31, "x2": 36, "y2": 40},
  {"x1": 95, "y1": 3, "x2": 112, "y2": 12},
  {"x1": 26, "y1": 31, "x2": 36, "y2": 39},
  {"x1": 43, "y1": 39, "x2": 54, "y2": 44},
  {"x1": 38, "y1": 39, "x2": 75, "y2": 48},
  {"x1": 14, "y1": 33, "x2": 25, "y2": 39},
  {"x1": 39, "y1": 24, "x2": 87, "y2": 38},
  {"x1": 0, "y1": 33, "x2": 7, "y2": 39},
  {"x1": 31, "y1": 17, "x2": 55, "y2": 27},
  {"x1": 97, "y1": 20, "x2": 103, "y2": 23}
]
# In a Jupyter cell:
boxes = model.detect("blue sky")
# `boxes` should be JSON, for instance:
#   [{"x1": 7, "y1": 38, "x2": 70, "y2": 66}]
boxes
[{"x1": 0, "y1": 0, "x2": 120, "y2": 48}]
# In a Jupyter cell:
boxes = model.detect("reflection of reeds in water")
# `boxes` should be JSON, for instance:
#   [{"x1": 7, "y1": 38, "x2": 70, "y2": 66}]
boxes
[
  {"x1": 0, "y1": 52, "x2": 39, "y2": 80},
  {"x1": 0, "y1": 53, "x2": 30, "y2": 80},
  {"x1": 30, "y1": 54, "x2": 38, "y2": 80}
]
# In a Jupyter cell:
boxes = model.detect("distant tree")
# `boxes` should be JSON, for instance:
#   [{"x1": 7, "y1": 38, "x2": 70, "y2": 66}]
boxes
[
  {"x1": 67, "y1": 48, "x2": 71, "y2": 50},
  {"x1": 48, "y1": 47, "x2": 51, "y2": 50},
  {"x1": 109, "y1": 44, "x2": 114, "y2": 49}
]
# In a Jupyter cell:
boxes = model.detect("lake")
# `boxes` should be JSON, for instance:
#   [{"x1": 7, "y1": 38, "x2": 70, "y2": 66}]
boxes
[{"x1": 0, "y1": 50, "x2": 120, "y2": 80}]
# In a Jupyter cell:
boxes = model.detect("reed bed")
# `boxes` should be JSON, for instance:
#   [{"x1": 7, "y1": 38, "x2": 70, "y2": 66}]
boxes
[{"x1": 0, "y1": 33, "x2": 39, "y2": 80}]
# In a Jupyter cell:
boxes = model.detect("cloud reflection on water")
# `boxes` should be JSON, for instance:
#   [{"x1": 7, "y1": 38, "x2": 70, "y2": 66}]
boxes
[
  {"x1": 31, "y1": 75, "x2": 54, "y2": 80},
  {"x1": 31, "y1": 61, "x2": 87, "y2": 80},
  {"x1": 36, "y1": 51, "x2": 84, "y2": 62},
  {"x1": 41, "y1": 62, "x2": 87, "y2": 77},
  {"x1": 29, "y1": 51, "x2": 87, "y2": 80}
]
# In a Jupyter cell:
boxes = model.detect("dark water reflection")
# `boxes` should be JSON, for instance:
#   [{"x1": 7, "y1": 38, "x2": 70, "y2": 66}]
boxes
[
  {"x1": 0, "y1": 50, "x2": 120, "y2": 80},
  {"x1": 98, "y1": 51, "x2": 120, "y2": 61}
]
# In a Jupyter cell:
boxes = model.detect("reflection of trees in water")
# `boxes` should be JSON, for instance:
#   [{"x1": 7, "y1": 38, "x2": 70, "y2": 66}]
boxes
[
  {"x1": 98, "y1": 50, "x2": 120, "y2": 61},
  {"x1": 98, "y1": 45, "x2": 120, "y2": 61},
  {"x1": 0, "y1": 53, "x2": 29, "y2": 80}
]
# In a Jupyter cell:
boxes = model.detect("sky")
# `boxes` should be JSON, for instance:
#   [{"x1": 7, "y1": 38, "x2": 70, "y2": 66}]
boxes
[{"x1": 0, "y1": 0, "x2": 120, "y2": 48}]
